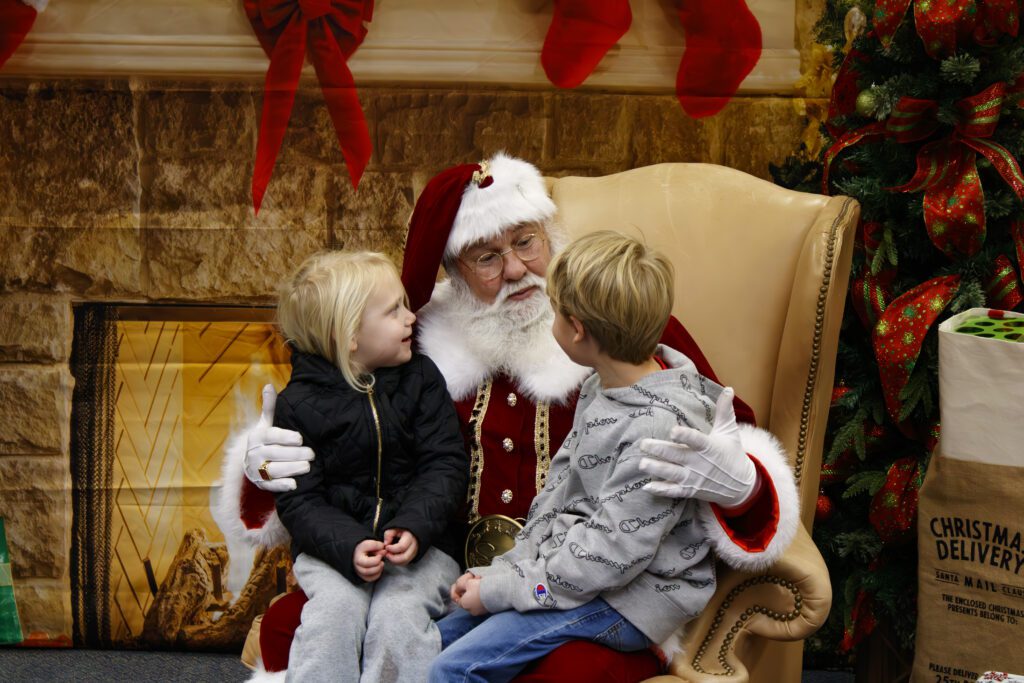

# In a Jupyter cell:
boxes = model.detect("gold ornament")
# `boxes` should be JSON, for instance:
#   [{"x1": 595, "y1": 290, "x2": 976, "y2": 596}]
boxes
[{"x1": 855, "y1": 89, "x2": 878, "y2": 117}]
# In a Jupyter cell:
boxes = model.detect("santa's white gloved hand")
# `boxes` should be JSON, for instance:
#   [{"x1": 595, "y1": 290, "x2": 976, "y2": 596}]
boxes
[
  {"x1": 243, "y1": 384, "x2": 314, "y2": 493},
  {"x1": 638, "y1": 387, "x2": 758, "y2": 509}
]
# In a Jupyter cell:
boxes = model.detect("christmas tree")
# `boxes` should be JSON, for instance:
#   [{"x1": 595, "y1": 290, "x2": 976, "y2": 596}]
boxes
[{"x1": 773, "y1": 0, "x2": 1024, "y2": 665}]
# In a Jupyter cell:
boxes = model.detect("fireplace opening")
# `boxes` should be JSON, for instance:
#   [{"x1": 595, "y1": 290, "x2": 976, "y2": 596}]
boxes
[{"x1": 69, "y1": 304, "x2": 292, "y2": 650}]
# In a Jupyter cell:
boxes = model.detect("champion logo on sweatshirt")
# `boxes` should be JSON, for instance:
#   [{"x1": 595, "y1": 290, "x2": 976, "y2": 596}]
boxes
[{"x1": 533, "y1": 583, "x2": 556, "y2": 608}]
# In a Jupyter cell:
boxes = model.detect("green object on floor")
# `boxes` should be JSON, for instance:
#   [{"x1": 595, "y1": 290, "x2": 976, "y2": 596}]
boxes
[
  {"x1": 0, "y1": 518, "x2": 24, "y2": 645},
  {"x1": 954, "y1": 313, "x2": 1024, "y2": 342}
]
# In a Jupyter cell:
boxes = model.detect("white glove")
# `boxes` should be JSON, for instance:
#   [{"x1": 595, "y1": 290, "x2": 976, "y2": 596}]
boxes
[
  {"x1": 638, "y1": 387, "x2": 758, "y2": 508},
  {"x1": 243, "y1": 384, "x2": 315, "y2": 493}
]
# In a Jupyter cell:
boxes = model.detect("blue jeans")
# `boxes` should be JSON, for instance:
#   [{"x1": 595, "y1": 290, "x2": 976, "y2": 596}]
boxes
[{"x1": 428, "y1": 598, "x2": 651, "y2": 683}]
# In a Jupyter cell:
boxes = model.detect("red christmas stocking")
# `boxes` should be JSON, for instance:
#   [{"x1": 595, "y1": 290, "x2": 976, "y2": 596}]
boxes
[
  {"x1": 541, "y1": 0, "x2": 632, "y2": 89},
  {"x1": 0, "y1": 0, "x2": 40, "y2": 70},
  {"x1": 676, "y1": 0, "x2": 762, "y2": 118}
]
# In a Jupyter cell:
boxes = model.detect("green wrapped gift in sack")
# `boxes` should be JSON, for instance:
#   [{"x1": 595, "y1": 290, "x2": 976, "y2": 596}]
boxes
[
  {"x1": 953, "y1": 309, "x2": 1024, "y2": 342},
  {"x1": 0, "y1": 518, "x2": 24, "y2": 644}
]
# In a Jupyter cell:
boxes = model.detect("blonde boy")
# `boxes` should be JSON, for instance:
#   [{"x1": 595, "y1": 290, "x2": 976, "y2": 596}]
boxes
[{"x1": 428, "y1": 231, "x2": 749, "y2": 683}]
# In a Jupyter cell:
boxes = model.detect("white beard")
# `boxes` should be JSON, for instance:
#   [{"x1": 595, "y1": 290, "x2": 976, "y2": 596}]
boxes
[
  {"x1": 416, "y1": 273, "x2": 593, "y2": 403},
  {"x1": 445, "y1": 272, "x2": 553, "y2": 362}
]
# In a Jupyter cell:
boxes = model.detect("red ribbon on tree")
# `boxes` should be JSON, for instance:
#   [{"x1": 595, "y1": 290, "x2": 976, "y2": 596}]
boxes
[
  {"x1": 873, "y1": 275, "x2": 960, "y2": 423},
  {"x1": 985, "y1": 254, "x2": 1024, "y2": 310},
  {"x1": 825, "y1": 48, "x2": 869, "y2": 139},
  {"x1": 824, "y1": 89, "x2": 1024, "y2": 260},
  {"x1": 244, "y1": 0, "x2": 374, "y2": 214},
  {"x1": 839, "y1": 588, "x2": 878, "y2": 653},
  {"x1": 1013, "y1": 220, "x2": 1024, "y2": 279},
  {"x1": 869, "y1": 456, "x2": 926, "y2": 544},
  {"x1": 850, "y1": 221, "x2": 897, "y2": 330},
  {"x1": 852, "y1": 266, "x2": 896, "y2": 331},
  {"x1": 887, "y1": 83, "x2": 1024, "y2": 257},
  {"x1": 873, "y1": 0, "x2": 1020, "y2": 59}
]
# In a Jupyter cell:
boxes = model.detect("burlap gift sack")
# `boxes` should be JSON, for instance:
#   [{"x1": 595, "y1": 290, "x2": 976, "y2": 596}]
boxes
[{"x1": 913, "y1": 309, "x2": 1024, "y2": 683}]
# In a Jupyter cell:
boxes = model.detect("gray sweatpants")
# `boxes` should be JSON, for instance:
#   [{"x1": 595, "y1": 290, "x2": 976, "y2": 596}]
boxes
[{"x1": 285, "y1": 548, "x2": 459, "y2": 683}]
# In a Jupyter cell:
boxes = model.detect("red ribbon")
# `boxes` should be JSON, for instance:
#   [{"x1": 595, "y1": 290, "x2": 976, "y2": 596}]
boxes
[
  {"x1": 868, "y1": 456, "x2": 926, "y2": 544},
  {"x1": 244, "y1": 0, "x2": 374, "y2": 214},
  {"x1": 839, "y1": 589, "x2": 878, "y2": 653},
  {"x1": 985, "y1": 254, "x2": 1024, "y2": 310},
  {"x1": 887, "y1": 83, "x2": 1024, "y2": 256},
  {"x1": 873, "y1": 275, "x2": 960, "y2": 423},
  {"x1": 873, "y1": 0, "x2": 1019, "y2": 58},
  {"x1": 825, "y1": 48, "x2": 869, "y2": 139},
  {"x1": 850, "y1": 221, "x2": 897, "y2": 330},
  {"x1": 1013, "y1": 220, "x2": 1024, "y2": 277}
]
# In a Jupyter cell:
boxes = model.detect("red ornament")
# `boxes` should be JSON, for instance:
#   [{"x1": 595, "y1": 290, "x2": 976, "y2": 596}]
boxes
[{"x1": 815, "y1": 490, "x2": 835, "y2": 523}]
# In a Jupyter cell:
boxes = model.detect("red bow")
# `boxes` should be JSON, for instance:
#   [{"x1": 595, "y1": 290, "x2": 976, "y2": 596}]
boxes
[
  {"x1": 826, "y1": 83, "x2": 1024, "y2": 257},
  {"x1": 244, "y1": 0, "x2": 374, "y2": 214},
  {"x1": 887, "y1": 83, "x2": 1024, "y2": 257}
]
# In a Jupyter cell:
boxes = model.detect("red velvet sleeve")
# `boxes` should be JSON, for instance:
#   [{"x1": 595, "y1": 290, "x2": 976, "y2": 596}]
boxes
[{"x1": 659, "y1": 315, "x2": 756, "y2": 426}]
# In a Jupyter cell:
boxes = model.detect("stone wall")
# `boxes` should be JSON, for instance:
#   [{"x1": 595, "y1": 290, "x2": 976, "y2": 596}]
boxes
[{"x1": 0, "y1": 75, "x2": 824, "y2": 641}]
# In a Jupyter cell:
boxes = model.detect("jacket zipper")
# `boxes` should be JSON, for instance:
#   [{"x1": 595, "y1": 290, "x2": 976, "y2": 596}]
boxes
[{"x1": 367, "y1": 385, "x2": 384, "y2": 535}]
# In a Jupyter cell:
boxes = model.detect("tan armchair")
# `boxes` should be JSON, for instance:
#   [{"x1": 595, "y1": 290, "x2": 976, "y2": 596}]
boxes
[{"x1": 547, "y1": 163, "x2": 858, "y2": 683}]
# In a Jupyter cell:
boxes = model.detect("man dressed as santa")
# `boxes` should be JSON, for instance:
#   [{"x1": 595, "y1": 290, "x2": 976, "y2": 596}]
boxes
[{"x1": 222, "y1": 153, "x2": 798, "y2": 681}]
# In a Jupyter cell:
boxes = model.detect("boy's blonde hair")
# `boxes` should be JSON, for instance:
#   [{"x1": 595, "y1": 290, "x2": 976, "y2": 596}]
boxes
[
  {"x1": 547, "y1": 231, "x2": 674, "y2": 364},
  {"x1": 277, "y1": 250, "x2": 402, "y2": 392}
]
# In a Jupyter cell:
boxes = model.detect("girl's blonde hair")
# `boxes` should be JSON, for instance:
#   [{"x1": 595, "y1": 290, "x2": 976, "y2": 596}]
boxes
[{"x1": 277, "y1": 250, "x2": 402, "y2": 392}]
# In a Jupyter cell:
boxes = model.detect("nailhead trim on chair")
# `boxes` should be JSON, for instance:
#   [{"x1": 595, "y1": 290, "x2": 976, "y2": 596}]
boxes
[
  {"x1": 689, "y1": 576, "x2": 803, "y2": 676},
  {"x1": 793, "y1": 197, "x2": 857, "y2": 486}
]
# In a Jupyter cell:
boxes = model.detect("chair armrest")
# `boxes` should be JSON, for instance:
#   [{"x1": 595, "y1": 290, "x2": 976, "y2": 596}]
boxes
[{"x1": 643, "y1": 525, "x2": 832, "y2": 683}]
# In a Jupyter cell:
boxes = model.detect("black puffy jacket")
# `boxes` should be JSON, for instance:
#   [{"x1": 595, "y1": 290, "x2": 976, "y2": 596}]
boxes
[{"x1": 274, "y1": 351, "x2": 469, "y2": 583}]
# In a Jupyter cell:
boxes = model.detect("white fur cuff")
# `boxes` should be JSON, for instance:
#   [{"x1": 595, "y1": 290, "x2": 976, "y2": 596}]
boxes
[
  {"x1": 212, "y1": 428, "x2": 291, "y2": 549},
  {"x1": 697, "y1": 424, "x2": 799, "y2": 573}
]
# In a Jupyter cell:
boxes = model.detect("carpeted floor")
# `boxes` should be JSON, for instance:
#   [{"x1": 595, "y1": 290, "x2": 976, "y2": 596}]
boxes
[{"x1": 0, "y1": 648, "x2": 855, "y2": 682}]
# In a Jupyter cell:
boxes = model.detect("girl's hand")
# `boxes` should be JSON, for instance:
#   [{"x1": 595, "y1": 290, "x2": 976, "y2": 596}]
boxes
[
  {"x1": 353, "y1": 539, "x2": 386, "y2": 582},
  {"x1": 383, "y1": 528, "x2": 418, "y2": 566}
]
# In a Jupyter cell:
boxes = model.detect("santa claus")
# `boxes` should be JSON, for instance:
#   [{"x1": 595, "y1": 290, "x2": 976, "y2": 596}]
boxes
[{"x1": 220, "y1": 153, "x2": 798, "y2": 681}]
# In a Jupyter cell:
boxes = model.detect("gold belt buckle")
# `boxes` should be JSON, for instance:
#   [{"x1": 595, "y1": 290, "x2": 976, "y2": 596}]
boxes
[{"x1": 464, "y1": 514, "x2": 524, "y2": 568}]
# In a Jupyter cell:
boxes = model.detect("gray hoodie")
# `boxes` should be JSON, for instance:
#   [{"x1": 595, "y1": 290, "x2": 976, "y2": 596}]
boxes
[{"x1": 475, "y1": 344, "x2": 722, "y2": 644}]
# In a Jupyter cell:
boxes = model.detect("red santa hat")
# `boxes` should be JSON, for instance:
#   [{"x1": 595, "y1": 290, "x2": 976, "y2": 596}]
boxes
[{"x1": 401, "y1": 152, "x2": 557, "y2": 312}]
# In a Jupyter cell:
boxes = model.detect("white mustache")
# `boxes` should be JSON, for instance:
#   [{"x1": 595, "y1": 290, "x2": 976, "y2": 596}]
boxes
[{"x1": 496, "y1": 273, "x2": 546, "y2": 305}]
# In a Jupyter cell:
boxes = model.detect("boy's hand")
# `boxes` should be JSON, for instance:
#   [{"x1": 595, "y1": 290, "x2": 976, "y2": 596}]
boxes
[
  {"x1": 457, "y1": 576, "x2": 488, "y2": 616},
  {"x1": 354, "y1": 539, "x2": 386, "y2": 582},
  {"x1": 638, "y1": 387, "x2": 758, "y2": 509},
  {"x1": 382, "y1": 528, "x2": 418, "y2": 566},
  {"x1": 450, "y1": 571, "x2": 476, "y2": 603}
]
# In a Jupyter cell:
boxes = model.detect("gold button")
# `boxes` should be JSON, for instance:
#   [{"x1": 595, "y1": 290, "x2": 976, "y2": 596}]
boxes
[
  {"x1": 507, "y1": 393, "x2": 518, "y2": 407},
  {"x1": 501, "y1": 489, "x2": 513, "y2": 504},
  {"x1": 502, "y1": 437, "x2": 514, "y2": 452}
]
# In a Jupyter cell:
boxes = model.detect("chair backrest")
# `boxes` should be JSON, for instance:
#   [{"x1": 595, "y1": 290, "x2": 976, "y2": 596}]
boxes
[{"x1": 547, "y1": 164, "x2": 859, "y2": 528}]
